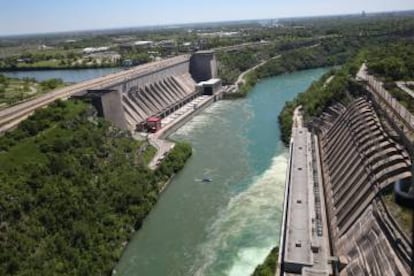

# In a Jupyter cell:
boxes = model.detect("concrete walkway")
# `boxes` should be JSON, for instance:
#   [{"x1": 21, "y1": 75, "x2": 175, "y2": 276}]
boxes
[
  {"x1": 396, "y1": 81, "x2": 414, "y2": 99},
  {"x1": 278, "y1": 106, "x2": 331, "y2": 275},
  {"x1": 147, "y1": 95, "x2": 214, "y2": 170}
]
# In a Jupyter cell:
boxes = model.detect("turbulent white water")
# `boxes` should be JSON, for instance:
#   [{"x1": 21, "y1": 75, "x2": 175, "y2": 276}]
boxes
[
  {"x1": 174, "y1": 101, "x2": 231, "y2": 137},
  {"x1": 194, "y1": 152, "x2": 288, "y2": 276},
  {"x1": 115, "y1": 68, "x2": 330, "y2": 276}
]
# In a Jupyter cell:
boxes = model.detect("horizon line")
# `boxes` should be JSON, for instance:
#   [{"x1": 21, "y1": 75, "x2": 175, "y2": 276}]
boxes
[{"x1": 1, "y1": 8, "x2": 413, "y2": 38}]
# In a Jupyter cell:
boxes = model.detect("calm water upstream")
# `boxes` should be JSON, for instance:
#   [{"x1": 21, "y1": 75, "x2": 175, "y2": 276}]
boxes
[{"x1": 115, "y1": 68, "x2": 329, "y2": 276}]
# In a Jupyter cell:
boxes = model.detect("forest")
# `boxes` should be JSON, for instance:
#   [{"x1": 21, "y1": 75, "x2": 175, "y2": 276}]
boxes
[
  {"x1": 0, "y1": 100, "x2": 192, "y2": 274},
  {"x1": 277, "y1": 41, "x2": 414, "y2": 145},
  {"x1": 218, "y1": 12, "x2": 414, "y2": 99}
]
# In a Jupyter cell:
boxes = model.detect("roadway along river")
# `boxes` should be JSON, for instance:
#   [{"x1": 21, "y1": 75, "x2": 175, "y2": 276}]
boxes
[{"x1": 115, "y1": 68, "x2": 329, "y2": 276}]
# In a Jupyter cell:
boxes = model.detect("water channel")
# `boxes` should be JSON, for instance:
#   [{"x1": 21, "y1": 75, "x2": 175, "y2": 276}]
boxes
[{"x1": 115, "y1": 68, "x2": 329, "y2": 276}]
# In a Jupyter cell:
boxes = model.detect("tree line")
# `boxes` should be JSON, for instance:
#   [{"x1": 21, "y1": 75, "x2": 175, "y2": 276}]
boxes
[{"x1": 0, "y1": 99, "x2": 192, "y2": 275}]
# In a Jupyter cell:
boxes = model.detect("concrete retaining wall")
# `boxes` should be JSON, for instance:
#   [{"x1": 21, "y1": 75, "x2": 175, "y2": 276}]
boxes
[{"x1": 315, "y1": 97, "x2": 412, "y2": 275}]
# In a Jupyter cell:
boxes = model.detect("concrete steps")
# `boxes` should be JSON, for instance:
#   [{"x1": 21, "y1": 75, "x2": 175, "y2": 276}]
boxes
[
  {"x1": 316, "y1": 97, "x2": 412, "y2": 274},
  {"x1": 119, "y1": 71, "x2": 200, "y2": 130}
]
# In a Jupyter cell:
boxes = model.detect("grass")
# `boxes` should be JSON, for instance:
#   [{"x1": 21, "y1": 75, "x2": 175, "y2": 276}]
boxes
[
  {"x1": 382, "y1": 192, "x2": 412, "y2": 238},
  {"x1": 252, "y1": 247, "x2": 279, "y2": 276},
  {"x1": 387, "y1": 84, "x2": 414, "y2": 114},
  {"x1": 142, "y1": 145, "x2": 157, "y2": 164},
  {"x1": 0, "y1": 76, "x2": 65, "y2": 107}
]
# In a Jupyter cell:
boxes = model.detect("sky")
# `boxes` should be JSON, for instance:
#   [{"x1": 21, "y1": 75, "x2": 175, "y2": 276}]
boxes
[{"x1": 0, "y1": 0, "x2": 413, "y2": 36}]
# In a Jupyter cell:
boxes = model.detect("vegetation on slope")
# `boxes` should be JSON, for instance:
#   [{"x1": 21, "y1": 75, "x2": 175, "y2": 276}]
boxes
[
  {"x1": 364, "y1": 42, "x2": 414, "y2": 113},
  {"x1": 0, "y1": 100, "x2": 191, "y2": 275},
  {"x1": 278, "y1": 41, "x2": 414, "y2": 236},
  {"x1": 221, "y1": 35, "x2": 367, "y2": 99},
  {"x1": 278, "y1": 65, "x2": 363, "y2": 144},
  {"x1": 277, "y1": 41, "x2": 414, "y2": 145},
  {"x1": 382, "y1": 193, "x2": 413, "y2": 239},
  {"x1": 251, "y1": 247, "x2": 279, "y2": 276},
  {"x1": 366, "y1": 42, "x2": 414, "y2": 81}
]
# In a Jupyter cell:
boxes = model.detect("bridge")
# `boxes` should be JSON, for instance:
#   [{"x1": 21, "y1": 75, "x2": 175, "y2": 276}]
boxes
[{"x1": 0, "y1": 51, "x2": 218, "y2": 133}]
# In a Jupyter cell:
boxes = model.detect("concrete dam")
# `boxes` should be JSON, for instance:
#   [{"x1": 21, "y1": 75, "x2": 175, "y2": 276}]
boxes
[
  {"x1": 89, "y1": 51, "x2": 220, "y2": 131},
  {"x1": 278, "y1": 80, "x2": 412, "y2": 273},
  {"x1": 317, "y1": 98, "x2": 411, "y2": 275},
  {"x1": 0, "y1": 51, "x2": 220, "y2": 133}
]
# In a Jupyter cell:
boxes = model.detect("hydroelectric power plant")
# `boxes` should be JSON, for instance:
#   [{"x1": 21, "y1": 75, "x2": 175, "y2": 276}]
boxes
[
  {"x1": 2, "y1": 49, "x2": 412, "y2": 275},
  {"x1": 0, "y1": 51, "x2": 221, "y2": 134}
]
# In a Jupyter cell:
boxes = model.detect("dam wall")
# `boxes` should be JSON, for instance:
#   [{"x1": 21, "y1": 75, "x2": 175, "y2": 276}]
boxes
[
  {"x1": 88, "y1": 52, "x2": 218, "y2": 131},
  {"x1": 0, "y1": 52, "x2": 219, "y2": 134},
  {"x1": 315, "y1": 97, "x2": 412, "y2": 275}
]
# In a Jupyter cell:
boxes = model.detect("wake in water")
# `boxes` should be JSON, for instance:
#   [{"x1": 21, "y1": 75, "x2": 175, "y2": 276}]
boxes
[{"x1": 193, "y1": 150, "x2": 288, "y2": 276}]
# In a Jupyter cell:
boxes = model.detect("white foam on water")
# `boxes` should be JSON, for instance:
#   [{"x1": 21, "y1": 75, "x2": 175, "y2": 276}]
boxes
[
  {"x1": 173, "y1": 101, "x2": 233, "y2": 137},
  {"x1": 228, "y1": 247, "x2": 272, "y2": 276},
  {"x1": 193, "y1": 151, "x2": 288, "y2": 276}
]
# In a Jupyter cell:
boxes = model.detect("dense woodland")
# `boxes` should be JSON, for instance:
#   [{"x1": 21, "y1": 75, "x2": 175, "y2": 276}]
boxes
[
  {"x1": 218, "y1": 12, "x2": 414, "y2": 98},
  {"x1": 0, "y1": 100, "x2": 192, "y2": 274},
  {"x1": 277, "y1": 41, "x2": 414, "y2": 145}
]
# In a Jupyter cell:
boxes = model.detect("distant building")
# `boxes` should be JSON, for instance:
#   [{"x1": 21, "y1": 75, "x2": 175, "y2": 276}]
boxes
[
  {"x1": 88, "y1": 51, "x2": 121, "y2": 63},
  {"x1": 39, "y1": 44, "x2": 53, "y2": 50},
  {"x1": 133, "y1": 41, "x2": 154, "y2": 48},
  {"x1": 198, "y1": 31, "x2": 240, "y2": 38},
  {"x1": 82, "y1": 47, "x2": 110, "y2": 54},
  {"x1": 156, "y1": 40, "x2": 176, "y2": 49}
]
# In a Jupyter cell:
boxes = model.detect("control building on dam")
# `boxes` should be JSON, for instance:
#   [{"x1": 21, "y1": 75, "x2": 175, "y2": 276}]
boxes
[{"x1": 278, "y1": 91, "x2": 413, "y2": 273}]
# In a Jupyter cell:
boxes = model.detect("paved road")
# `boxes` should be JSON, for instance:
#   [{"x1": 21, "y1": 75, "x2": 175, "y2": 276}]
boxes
[
  {"x1": 0, "y1": 55, "x2": 190, "y2": 132},
  {"x1": 236, "y1": 55, "x2": 281, "y2": 87}
]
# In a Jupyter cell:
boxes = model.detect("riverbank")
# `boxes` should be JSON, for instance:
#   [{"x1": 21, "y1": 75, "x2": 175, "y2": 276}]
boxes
[
  {"x1": 147, "y1": 92, "x2": 224, "y2": 170},
  {"x1": 252, "y1": 246, "x2": 279, "y2": 276},
  {"x1": 114, "y1": 68, "x2": 330, "y2": 276},
  {"x1": 225, "y1": 55, "x2": 282, "y2": 99},
  {"x1": 221, "y1": 36, "x2": 369, "y2": 100},
  {"x1": 0, "y1": 99, "x2": 193, "y2": 275}
]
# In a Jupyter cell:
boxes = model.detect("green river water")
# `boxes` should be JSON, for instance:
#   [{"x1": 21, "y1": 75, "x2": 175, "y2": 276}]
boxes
[{"x1": 115, "y1": 68, "x2": 329, "y2": 276}]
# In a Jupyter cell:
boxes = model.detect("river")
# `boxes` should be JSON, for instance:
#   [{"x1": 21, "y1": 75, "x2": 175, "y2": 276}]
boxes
[
  {"x1": 1, "y1": 67, "x2": 122, "y2": 83},
  {"x1": 115, "y1": 68, "x2": 329, "y2": 276}
]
